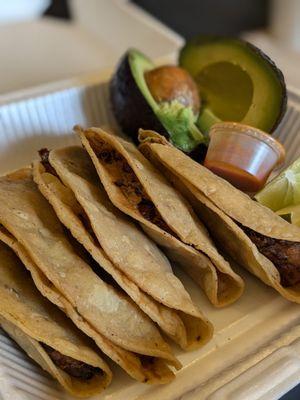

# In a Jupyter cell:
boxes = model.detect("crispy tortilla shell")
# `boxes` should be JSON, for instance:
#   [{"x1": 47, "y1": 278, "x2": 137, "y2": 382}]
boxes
[
  {"x1": 0, "y1": 168, "x2": 177, "y2": 383},
  {"x1": 77, "y1": 126, "x2": 243, "y2": 307},
  {"x1": 138, "y1": 130, "x2": 300, "y2": 303},
  {"x1": 34, "y1": 145, "x2": 213, "y2": 349},
  {"x1": 0, "y1": 241, "x2": 111, "y2": 398}
]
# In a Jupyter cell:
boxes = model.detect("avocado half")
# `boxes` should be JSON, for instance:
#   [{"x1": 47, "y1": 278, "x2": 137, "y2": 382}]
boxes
[
  {"x1": 179, "y1": 36, "x2": 287, "y2": 134},
  {"x1": 110, "y1": 49, "x2": 206, "y2": 153}
]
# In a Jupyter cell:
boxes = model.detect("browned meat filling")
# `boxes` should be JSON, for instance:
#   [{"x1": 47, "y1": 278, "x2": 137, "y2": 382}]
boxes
[
  {"x1": 242, "y1": 225, "x2": 300, "y2": 287},
  {"x1": 38, "y1": 149, "x2": 97, "y2": 243},
  {"x1": 42, "y1": 343, "x2": 102, "y2": 380},
  {"x1": 39, "y1": 148, "x2": 59, "y2": 177},
  {"x1": 92, "y1": 139, "x2": 176, "y2": 236},
  {"x1": 77, "y1": 211, "x2": 98, "y2": 243}
]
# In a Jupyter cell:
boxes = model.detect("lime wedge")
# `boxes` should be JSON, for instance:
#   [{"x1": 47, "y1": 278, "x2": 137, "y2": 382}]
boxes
[
  {"x1": 277, "y1": 205, "x2": 300, "y2": 227},
  {"x1": 255, "y1": 157, "x2": 300, "y2": 211}
]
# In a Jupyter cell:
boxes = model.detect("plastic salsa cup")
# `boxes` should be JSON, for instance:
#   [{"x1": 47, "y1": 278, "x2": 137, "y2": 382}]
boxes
[{"x1": 204, "y1": 122, "x2": 286, "y2": 192}]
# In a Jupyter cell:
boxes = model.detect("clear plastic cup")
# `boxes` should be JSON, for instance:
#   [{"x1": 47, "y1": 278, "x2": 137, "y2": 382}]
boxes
[{"x1": 204, "y1": 122, "x2": 286, "y2": 192}]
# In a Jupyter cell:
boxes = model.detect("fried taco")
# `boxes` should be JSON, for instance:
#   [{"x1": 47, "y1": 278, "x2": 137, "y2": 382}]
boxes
[
  {"x1": 0, "y1": 168, "x2": 179, "y2": 383},
  {"x1": 138, "y1": 130, "x2": 300, "y2": 303},
  {"x1": 0, "y1": 240, "x2": 111, "y2": 398},
  {"x1": 77, "y1": 126, "x2": 243, "y2": 307},
  {"x1": 33, "y1": 146, "x2": 213, "y2": 350}
]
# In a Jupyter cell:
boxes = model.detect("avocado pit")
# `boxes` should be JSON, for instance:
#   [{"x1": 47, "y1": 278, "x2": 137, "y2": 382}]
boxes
[
  {"x1": 110, "y1": 49, "x2": 206, "y2": 153},
  {"x1": 145, "y1": 65, "x2": 200, "y2": 116}
]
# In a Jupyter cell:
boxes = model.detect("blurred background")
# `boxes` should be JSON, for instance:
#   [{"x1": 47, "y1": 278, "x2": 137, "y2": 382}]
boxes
[{"x1": 0, "y1": 0, "x2": 299, "y2": 95}]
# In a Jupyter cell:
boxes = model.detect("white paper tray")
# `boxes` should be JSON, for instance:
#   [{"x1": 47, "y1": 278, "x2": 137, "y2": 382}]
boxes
[{"x1": 0, "y1": 72, "x2": 300, "y2": 400}]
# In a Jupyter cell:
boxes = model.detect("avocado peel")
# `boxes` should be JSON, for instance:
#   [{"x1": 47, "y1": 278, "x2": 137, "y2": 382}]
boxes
[{"x1": 110, "y1": 49, "x2": 206, "y2": 152}]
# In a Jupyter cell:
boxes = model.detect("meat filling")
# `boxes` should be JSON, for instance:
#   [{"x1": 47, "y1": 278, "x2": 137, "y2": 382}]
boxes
[
  {"x1": 92, "y1": 139, "x2": 176, "y2": 235},
  {"x1": 42, "y1": 343, "x2": 102, "y2": 380},
  {"x1": 242, "y1": 225, "x2": 300, "y2": 287},
  {"x1": 39, "y1": 148, "x2": 59, "y2": 177},
  {"x1": 38, "y1": 148, "x2": 97, "y2": 242}
]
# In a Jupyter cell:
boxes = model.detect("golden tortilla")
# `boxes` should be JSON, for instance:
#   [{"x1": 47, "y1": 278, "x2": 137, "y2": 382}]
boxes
[
  {"x1": 138, "y1": 130, "x2": 300, "y2": 303},
  {"x1": 0, "y1": 241, "x2": 111, "y2": 398},
  {"x1": 0, "y1": 168, "x2": 177, "y2": 383},
  {"x1": 77, "y1": 126, "x2": 243, "y2": 307},
  {"x1": 33, "y1": 145, "x2": 213, "y2": 349}
]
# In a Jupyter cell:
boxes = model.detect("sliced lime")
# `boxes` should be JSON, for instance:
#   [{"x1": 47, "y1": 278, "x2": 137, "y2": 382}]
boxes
[
  {"x1": 277, "y1": 204, "x2": 300, "y2": 227},
  {"x1": 255, "y1": 157, "x2": 300, "y2": 211}
]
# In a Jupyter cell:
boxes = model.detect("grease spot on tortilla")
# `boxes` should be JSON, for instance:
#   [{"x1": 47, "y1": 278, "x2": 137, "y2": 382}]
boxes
[
  {"x1": 88, "y1": 285, "x2": 121, "y2": 313},
  {"x1": 15, "y1": 210, "x2": 30, "y2": 220}
]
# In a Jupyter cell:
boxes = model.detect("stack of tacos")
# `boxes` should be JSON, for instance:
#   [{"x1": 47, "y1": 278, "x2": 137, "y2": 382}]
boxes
[
  {"x1": 33, "y1": 145, "x2": 213, "y2": 350},
  {"x1": 76, "y1": 126, "x2": 244, "y2": 307},
  {"x1": 0, "y1": 168, "x2": 180, "y2": 385},
  {"x1": 0, "y1": 240, "x2": 111, "y2": 398},
  {"x1": 137, "y1": 130, "x2": 300, "y2": 303}
]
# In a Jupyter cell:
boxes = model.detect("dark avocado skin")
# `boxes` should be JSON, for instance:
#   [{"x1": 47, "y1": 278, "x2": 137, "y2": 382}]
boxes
[
  {"x1": 179, "y1": 36, "x2": 287, "y2": 133},
  {"x1": 244, "y1": 40, "x2": 287, "y2": 131},
  {"x1": 110, "y1": 50, "x2": 168, "y2": 143}
]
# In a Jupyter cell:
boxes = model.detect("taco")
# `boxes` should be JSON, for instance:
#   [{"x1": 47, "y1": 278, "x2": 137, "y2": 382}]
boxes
[
  {"x1": 0, "y1": 240, "x2": 111, "y2": 398},
  {"x1": 138, "y1": 130, "x2": 300, "y2": 303},
  {"x1": 0, "y1": 167, "x2": 179, "y2": 383},
  {"x1": 77, "y1": 126, "x2": 243, "y2": 307},
  {"x1": 33, "y1": 146, "x2": 213, "y2": 349}
]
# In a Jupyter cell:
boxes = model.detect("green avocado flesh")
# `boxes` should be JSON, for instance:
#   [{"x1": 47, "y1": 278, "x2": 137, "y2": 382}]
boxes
[
  {"x1": 129, "y1": 50, "x2": 157, "y2": 110},
  {"x1": 129, "y1": 49, "x2": 207, "y2": 152},
  {"x1": 179, "y1": 37, "x2": 287, "y2": 134}
]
